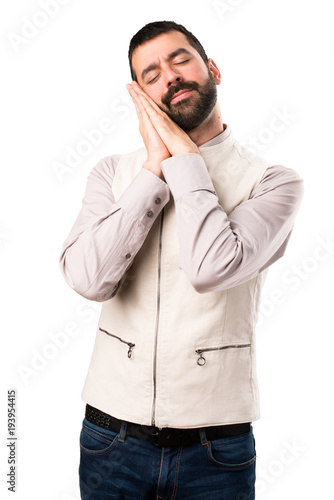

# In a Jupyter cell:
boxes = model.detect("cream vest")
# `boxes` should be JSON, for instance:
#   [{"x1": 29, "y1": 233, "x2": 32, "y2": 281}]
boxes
[{"x1": 82, "y1": 130, "x2": 271, "y2": 428}]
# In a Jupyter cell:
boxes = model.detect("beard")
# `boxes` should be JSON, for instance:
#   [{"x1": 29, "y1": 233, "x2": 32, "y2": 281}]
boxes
[{"x1": 159, "y1": 69, "x2": 217, "y2": 132}]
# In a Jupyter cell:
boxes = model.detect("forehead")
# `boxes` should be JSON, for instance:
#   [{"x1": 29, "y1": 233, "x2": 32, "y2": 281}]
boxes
[{"x1": 132, "y1": 31, "x2": 200, "y2": 79}]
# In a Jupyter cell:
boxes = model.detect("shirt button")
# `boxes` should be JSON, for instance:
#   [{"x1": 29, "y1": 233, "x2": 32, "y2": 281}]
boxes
[
  {"x1": 125, "y1": 253, "x2": 131, "y2": 259},
  {"x1": 155, "y1": 197, "x2": 161, "y2": 205},
  {"x1": 147, "y1": 211, "x2": 154, "y2": 218}
]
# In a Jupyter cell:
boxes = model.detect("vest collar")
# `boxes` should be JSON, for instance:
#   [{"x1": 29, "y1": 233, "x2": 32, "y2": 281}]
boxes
[{"x1": 199, "y1": 125, "x2": 235, "y2": 157}]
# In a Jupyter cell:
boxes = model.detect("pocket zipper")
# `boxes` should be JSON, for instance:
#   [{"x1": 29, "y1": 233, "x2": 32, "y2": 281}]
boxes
[
  {"x1": 195, "y1": 343, "x2": 251, "y2": 366},
  {"x1": 99, "y1": 328, "x2": 135, "y2": 358}
]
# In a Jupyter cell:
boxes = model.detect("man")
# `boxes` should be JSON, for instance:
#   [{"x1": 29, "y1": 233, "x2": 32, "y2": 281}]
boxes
[{"x1": 60, "y1": 21, "x2": 303, "y2": 499}]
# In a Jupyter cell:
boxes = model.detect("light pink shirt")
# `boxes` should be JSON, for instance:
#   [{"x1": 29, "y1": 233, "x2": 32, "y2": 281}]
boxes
[{"x1": 59, "y1": 125, "x2": 304, "y2": 301}]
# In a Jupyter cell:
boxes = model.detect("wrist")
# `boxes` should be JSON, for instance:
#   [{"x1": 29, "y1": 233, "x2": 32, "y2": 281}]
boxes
[
  {"x1": 172, "y1": 145, "x2": 201, "y2": 156},
  {"x1": 143, "y1": 161, "x2": 164, "y2": 180}
]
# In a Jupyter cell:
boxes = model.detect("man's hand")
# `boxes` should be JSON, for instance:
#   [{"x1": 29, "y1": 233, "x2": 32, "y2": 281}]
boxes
[
  {"x1": 127, "y1": 81, "x2": 200, "y2": 178},
  {"x1": 127, "y1": 82, "x2": 170, "y2": 179}
]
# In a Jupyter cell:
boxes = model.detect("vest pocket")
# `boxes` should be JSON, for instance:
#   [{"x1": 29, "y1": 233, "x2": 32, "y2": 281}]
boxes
[
  {"x1": 195, "y1": 344, "x2": 251, "y2": 366},
  {"x1": 99, "y1": 327, "x2": 135, "y2": 358}
]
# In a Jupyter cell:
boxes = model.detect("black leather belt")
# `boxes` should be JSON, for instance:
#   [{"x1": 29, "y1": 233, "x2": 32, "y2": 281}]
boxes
[{"x1": 85, "y1": 404, "x2": 251, "y2": 447}]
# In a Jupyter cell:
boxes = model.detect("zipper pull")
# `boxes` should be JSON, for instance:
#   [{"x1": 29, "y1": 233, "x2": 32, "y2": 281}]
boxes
[
  {"x1": 127, "y1": 343, "x2": 135, "y2": 358},
  {"x1": 195, "y1": 350, "x2": 206, "y2": 366}
]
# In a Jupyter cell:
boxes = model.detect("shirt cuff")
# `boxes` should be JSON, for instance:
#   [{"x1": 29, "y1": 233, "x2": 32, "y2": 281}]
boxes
[
  {"x1": 161, "y1": 153, "x2": 216, "y2": 201},
  {"x1": 117, "y1": 167, "x2": 170, "y2": 228}
]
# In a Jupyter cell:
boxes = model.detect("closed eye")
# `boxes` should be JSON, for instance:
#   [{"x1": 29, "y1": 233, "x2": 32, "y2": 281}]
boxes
[
  {"x1": 148, "y1": 74, "x2": 160, "y2": 84},
  {"x1": 147, "y1": 60, "x2": 190, "y2": 84}
]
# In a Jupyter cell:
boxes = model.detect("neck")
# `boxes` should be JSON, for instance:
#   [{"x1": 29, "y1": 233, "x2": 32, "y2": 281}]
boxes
[{"x1": 187, "y1": 103, "x2": 224, "y2": 147}]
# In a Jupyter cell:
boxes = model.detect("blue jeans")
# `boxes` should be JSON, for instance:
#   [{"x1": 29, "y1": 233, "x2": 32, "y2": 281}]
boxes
[{"x1": 79, "y1": 417, "x2": 256, "y2": 499}]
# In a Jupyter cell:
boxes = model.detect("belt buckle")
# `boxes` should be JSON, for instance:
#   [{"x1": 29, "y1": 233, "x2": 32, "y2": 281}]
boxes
[{"x1": 152, "y1": 427, "x2": 175, "y2": 447}]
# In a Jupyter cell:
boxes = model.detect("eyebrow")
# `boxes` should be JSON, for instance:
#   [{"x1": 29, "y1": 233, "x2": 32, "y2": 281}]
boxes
[{"x1": 141, "y1": 48, "x2": 192, "y2": 82}]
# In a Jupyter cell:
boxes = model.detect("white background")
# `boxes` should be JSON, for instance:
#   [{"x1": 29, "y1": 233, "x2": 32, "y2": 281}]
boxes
[{"x1": 1, "y1": 0, "x2": 333, "y2": 498}]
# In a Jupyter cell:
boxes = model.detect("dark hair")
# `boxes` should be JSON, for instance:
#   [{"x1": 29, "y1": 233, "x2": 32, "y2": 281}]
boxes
[{"x1": 128, "y1": 21, "x2": 209, "y2": 81}]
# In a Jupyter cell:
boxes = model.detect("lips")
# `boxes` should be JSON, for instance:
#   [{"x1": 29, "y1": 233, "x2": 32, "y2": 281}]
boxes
[{"x1": 170, "y1": 89, "x2": 193, "y2": 104}]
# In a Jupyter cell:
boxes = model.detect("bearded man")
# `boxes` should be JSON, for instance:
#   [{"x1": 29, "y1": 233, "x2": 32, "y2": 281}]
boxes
[{"x1": 60, "y1": 20, "x2": 303, "y2": 500}]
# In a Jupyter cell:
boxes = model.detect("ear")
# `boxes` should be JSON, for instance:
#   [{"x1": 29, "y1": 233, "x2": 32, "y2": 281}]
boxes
[{"x1": 207, "y1": 58, "x2": 221, "y2": 85}]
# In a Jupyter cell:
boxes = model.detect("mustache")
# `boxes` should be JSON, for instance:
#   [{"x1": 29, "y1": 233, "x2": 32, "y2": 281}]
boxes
[{"x1": 161, "y1": 81, "x2": 200, "y2": 106}]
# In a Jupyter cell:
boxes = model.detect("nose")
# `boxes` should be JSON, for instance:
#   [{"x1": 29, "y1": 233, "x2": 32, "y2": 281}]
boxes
[
  {"x1": 162, "y1": 65, "x2": 183, "y2": 88},
  {"x1": 168, "y1": 76, "x2": 182, "y2": 87}
]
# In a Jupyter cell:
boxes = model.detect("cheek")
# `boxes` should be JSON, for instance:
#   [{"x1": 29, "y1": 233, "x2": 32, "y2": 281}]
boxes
[
  {"x1": 186, "y1": 62, "x2": 209, "y2": 84},
  {"x1": 147, "y1": 86, "x2": 168, "y2": 108}
]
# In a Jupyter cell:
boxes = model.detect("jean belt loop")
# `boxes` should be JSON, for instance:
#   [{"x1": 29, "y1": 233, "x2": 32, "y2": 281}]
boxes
[
  {"x1": 199, "y1": 428, "x2": 208, "y2": 446},
  {"x1": 119, "y1": 421, "x2": 127, "y2": 442}
]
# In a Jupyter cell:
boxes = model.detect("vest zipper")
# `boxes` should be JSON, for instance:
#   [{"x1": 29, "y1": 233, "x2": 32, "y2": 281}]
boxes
[
  {"x1": 99, "y1": 327, "x2": 135, "y2": 358},
  {"x1": 195, "y1": 343, "x2": 251, "y2": 366},
  {"x1": 151, "y1": 208, "x2": 165, "y2": 426}
]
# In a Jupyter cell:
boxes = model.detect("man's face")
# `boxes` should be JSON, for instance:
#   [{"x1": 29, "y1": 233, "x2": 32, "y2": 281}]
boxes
[{"x1": 131, "y1": 31, "x2": 219, "y2": 131}]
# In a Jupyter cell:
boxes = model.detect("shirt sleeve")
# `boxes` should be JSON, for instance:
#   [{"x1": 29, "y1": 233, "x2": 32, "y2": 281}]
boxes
[
  {"x1": 59, "y1": 156, "x2": 170, "y2": 301},
  {"x1": 161, "y1": 153, "x2": 304, "y2": 293}
]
